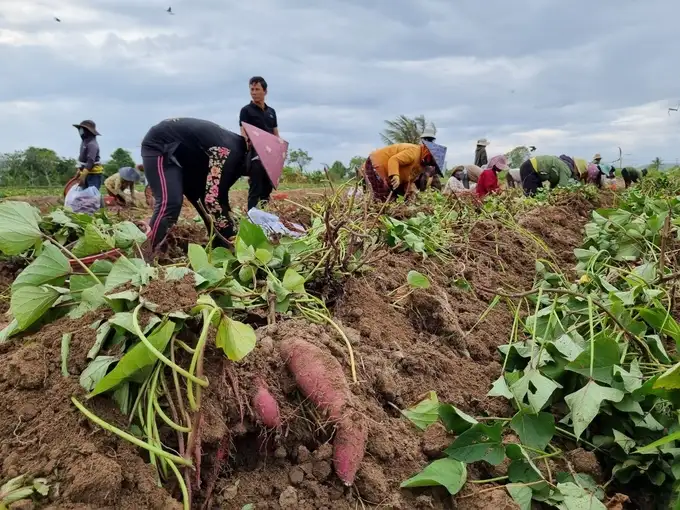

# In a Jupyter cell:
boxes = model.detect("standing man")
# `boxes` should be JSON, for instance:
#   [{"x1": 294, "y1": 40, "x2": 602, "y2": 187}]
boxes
[{"x1": 239, "y1": 76, "x2": 279, "y2": 210}]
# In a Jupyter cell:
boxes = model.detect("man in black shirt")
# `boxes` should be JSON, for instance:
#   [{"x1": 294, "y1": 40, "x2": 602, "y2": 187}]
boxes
[{"x1": 239, "y1": 76, "x2": 279, "y2": 210}]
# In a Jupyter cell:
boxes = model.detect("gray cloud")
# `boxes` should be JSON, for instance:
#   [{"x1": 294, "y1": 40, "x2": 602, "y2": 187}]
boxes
[{"x1": 0, "y1": 0, "x2": 679, "y2": 170}]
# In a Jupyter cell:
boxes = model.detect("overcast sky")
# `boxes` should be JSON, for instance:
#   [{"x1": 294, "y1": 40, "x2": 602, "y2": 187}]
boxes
[{"x1": 1, "y1": 0, "x2": 679, "y2": 170}]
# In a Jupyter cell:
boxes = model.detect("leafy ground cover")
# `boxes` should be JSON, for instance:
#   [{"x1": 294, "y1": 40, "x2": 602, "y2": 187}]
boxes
[{"x1": 0, "y1": 177, "x2": 678, "y2": 509}]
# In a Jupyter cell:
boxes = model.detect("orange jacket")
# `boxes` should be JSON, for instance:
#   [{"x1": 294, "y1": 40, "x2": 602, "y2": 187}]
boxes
[{"x1": 369, "y1": 143, "x2": 425, "y2": 185}]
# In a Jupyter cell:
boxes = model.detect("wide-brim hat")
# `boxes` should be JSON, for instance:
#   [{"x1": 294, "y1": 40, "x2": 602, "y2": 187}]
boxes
[
  {"x1": 242, "y1": 122, "x2": 289, "y2": 188},
  {"x1": 422, "y1": 140, "x2": 447, "y2": 175},
  {"x1": 73, "y1": 120, "x2": 101, "y2": 136},
  {"x1": 476, "y1": 138, "x2": 490, "y2": 146},
  {"x1": 421, "y1": 125, "x2": 436, "y2": 140},
  {"x1": 593, "y1": 153, "x2": 602, "y2": 161}
]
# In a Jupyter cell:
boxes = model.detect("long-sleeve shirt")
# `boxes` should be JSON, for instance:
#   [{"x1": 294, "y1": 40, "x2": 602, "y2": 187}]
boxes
[
  {"x1": 474, "y1": 146, "x2": 488, "y2": 167},
  {"x1": 531, "y1": 156, "x2": 572, "y2": 188},
  {"x1": 368, "y1": 143, "x2": 424, "y2": 186},
  {"x1": 78, "y1": 135, "x2": 101, "y2": 172},
  {"x1": 476, "y1": 169, "x2": 500, "y2": 197},
  {"x1": 141, "y1": 117, "x2": 248, "y2": 233}
]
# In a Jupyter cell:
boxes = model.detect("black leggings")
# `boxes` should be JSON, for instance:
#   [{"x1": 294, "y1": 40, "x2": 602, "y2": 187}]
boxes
[
  {"x1": 247, "y1": 154, "x2": 273, "y2": 210},
  {"x1": 143, "y1": 151, "x2": 239, "y2": 249},
  {"x1": 520, "y1": 160, "x2": 542, "y2": 196}
]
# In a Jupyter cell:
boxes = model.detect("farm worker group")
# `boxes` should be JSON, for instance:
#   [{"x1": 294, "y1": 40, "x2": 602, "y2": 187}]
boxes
[
  {"x1": 68, "y1": 76, "x2": 286, "y2": 251},
  {"x1": 67, "y1": 75, "x2": 651, "y2": 252}
]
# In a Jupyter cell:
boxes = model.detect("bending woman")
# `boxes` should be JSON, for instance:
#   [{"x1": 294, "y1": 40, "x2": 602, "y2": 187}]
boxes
[{"x1": 141, "y1": 117, "x2": 248, "y2": 250}]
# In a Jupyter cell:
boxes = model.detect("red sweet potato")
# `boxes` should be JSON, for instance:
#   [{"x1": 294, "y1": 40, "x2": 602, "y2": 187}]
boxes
[
  {"x1": 280, "y1": 338, "x2": 350, "y2": 421},
  {"x1": 333, "y1": 414, "x2": 367, "y2": 485},
  {"x1": 252, "y1": 378, "x2": 281, "y2": 428}
]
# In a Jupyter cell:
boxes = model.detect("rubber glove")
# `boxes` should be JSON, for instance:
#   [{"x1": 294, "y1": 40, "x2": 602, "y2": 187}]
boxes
[
  {"x1": 389, "y1": 174, "x2": 400, "y2": 189},
  {"x1": 78, "y1": 169, "x2": 89, "y2": 186}
]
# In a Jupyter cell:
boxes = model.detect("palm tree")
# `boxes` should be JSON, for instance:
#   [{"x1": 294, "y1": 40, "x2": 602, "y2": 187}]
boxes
[
  {"x1": 380, "y1": 115, "x2": 436, "y2": 145},
  {"x1": 651, "y1": 157, "x2": 663, "y2": 171}
]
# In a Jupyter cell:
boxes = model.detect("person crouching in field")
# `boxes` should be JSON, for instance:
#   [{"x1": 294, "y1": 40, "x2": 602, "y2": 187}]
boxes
[
  {"x1": 476, "y1": 155, "x2": 509, "y2": 198},
  {"x1": 506, "y1": 168, "x2": 521, "y2": 188},
  {"x1": 141, "y1": 117, "x2": 249, "y2": 251},
  {"x1": 362, "y1": 140, "x2": 445, "y2": 201},
  {"x1": 104, "y1": 165, "x2": 147, "y2": 206},
  {"x1": 519, "y1": 155, "x2": 573, "y2": 196},
  {"x1": 621, "y1": 167, "x2": 647, "y2": 188}
]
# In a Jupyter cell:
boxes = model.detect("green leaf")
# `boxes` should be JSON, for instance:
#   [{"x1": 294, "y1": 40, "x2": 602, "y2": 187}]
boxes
[
  {"x1": 445, "y1": 422, "x2": 505, "y2": 465},
  {"x1": 400, "y1": 458, "x2": 467, "y2": 495},
  {"x1": 0, "y1": 319, "x2": 20, "y2": 344},
  {"x1": 241, "y1": 505, "x2": 255, "y2": 510},
  {"x1": 197, "y1": 266, "x2": 226, "y2": 286},
  {"x1": 80, "y1": 355, "x2": 118, "y2": 392},
  {"x1": 407, "y1": 270, "x2": 430, "y2": 289},
  {"x1": 510, "y1": 369, "x2": 562, "y2": 413},
  {"x1": 655, "y1": 362, "x2": 680, "y2": 390},
  {"x1": 564, "y1": 380, "x2": 625, "y2": 439},
  {"x1": 113, "y1": 221, "x2": 147, "y2": 249},
  {"x1": 282, "y1": 268, "x2": 306, "y2": 294},
  {"x1": 88, "y1": 322, "x2": 112, "y2": 359},
  {"x1": 188, "y1": 243, "x2": 210, "y2": 271},
  {"x1": 12, "y1": 243, "x2": 70, "y2": 290},
  {"x1": 565, "y1": 334, "x2": 620, "y2": 384},
  {"x1": 613, "y1": 429, "x2": 635, "y2": 454},
  {"x1": 71, "y1": 224, "x2": 115, "y2": 258},
  {"x1": 488, "y1": 375, "x2": 514, "y2": 399},
  {"x1": 632, "y1": 412, "x2": 664, "y2": 431},
  {"x1": 70, "y1": 274, "x2": 99, "y2": 293},
  {"x1": 507, "y1": 485, "x2": 533, "y2": 510},
  {"x1": 238, "y1": 219, "x2": 270, "y2": 249},
  {"x1": 510, "y1": 411, "x2": 555, "y2": 451},
  {"x1": 104, "y1": 256, "x2": 155, "y2": 292},
  {"x1": 238, "y1": 265, "x2": 255, "y2": 284},
  {"x1": 69, "y1": 283, "x2": 107, "y2": 319},
  {"x1": 10, "y1": 285, "x2": 60, "y2": 329},
  {"x1": 255, "y1": 248, "x2": 273, "y2": 264},
  {"x1": 438, "y1": 404, "x2": 478, "y2": 434},
  {"x1": 215, "y1": 316, "x2": 256, "y2": 361},
  {"x1": 0, "y1": 201, "x2": 42, "y2": 255},
  {"x1": 165, "y1": 266, "x2": 207, "y2": 287},
  {"x1": 613, "y1": 362, "x2": 643, "y2": 392},
  {"x1": 235, "y1": 239, "x2": 256, "y2": 264},
  {"x1": 402, "y1": 391, "x2": 439, "y2": 430},
  {"x1": 32, "y1": 478, "x2": 49, "y2": 497},
  {"x1": 552, "y1": 334, "x2": 585, "y2": 362},
  {"x1": 89, "y1": 321, "x2": 175, "y2": 396},
  {"x1": 638, "y1": 308, "x2": 680, "y2": 344},
  {"x1": 210, "y1": 247, "x2": 235, "y2": 267},
  {"x1": 557, "y1": 482, "x2": 607, "y2": 510},
  {"x1": 113, "y1": 382, "x2": 131, "y2": 415},
  {"x1": 638, "y1": 430, "x2": 680, "y2": 454}
]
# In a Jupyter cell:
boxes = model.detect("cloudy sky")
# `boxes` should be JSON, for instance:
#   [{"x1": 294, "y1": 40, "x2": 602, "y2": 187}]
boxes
[{"x1": 1, "y1": 0, "x2": 679, "y2": 170}]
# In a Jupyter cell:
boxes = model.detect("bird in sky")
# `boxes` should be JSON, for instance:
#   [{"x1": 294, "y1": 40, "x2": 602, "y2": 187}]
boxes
[
  {"x1": 54, "y1": 16, "x2": 61, "y2": 22},
  {"x1": 166, "y1": 7, "x2": 174, "y2": 15},
  {"x1": 669, "y1": 105, "x2": 679, "y2": 116}
]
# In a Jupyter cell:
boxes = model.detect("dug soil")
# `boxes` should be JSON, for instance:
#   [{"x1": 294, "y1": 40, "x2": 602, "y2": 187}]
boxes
[{"x1": 0, "y1": 194, "x2": 620, "y2": 509}]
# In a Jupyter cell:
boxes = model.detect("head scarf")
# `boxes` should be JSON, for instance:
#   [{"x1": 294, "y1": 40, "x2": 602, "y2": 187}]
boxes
[{"x1": 486, "y1": 154, "x2": 509, "y2": 171}]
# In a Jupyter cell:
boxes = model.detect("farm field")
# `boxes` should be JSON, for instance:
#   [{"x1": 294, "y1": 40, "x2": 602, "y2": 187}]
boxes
[{"x1": 1, "y1": 177, "x2": 679, "y2": 510}]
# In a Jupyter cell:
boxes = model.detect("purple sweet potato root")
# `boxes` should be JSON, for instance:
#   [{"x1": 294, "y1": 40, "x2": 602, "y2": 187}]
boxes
[
  {"x1": 280, "y1": 338, "x2": 350, "y2": 421},
  {"x1": 333, "y1": 414, "x2": 368, "y2": 485},
  {"x1": 252, "y1": 378, "x2": 281, "y2": 428}
]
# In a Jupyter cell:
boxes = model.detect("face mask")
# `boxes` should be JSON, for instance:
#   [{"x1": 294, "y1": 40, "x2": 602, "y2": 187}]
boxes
[{"x1": 78, "y1": 128, "x2": 85, "y2": 137}]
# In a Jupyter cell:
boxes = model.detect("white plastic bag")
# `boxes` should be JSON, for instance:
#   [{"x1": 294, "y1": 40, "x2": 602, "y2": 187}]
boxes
[
  {"x1": 247, "y1": 208, "x2": 305, "y2": 238},
  {"x1": 65, "y1": 185, "x2": 102, "y2": 213}
]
